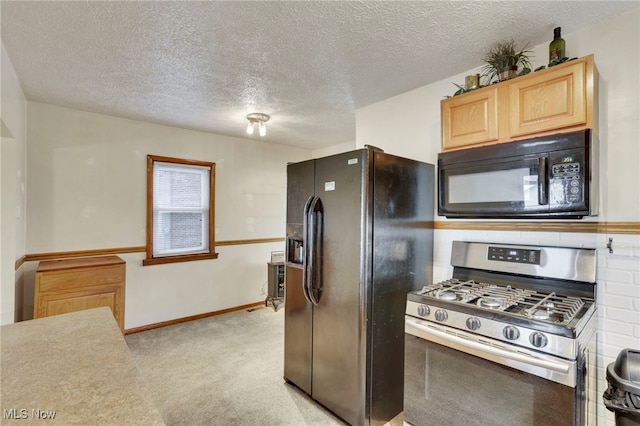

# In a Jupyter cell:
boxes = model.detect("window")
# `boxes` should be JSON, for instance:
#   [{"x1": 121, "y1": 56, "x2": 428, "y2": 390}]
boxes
[{"x1": 144, "y1": 155, "x2": 217, "y2": 266}]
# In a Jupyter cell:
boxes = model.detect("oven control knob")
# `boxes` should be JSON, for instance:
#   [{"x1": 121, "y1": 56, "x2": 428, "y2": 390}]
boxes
[
  {"x1": 466, "y1": 317, "x2": 481, "y2": 331},
  {"x1": 435, "y1": 310, "x2": 448, "y2": 322},
  {"x1": 417, "y1": 305, "x2": 430, "y2": 317},
  {"x1": 503, "y1": 326, "x2": 520, "y2": 341},
  {"x1": 529, "y1": 332, "x2": 548, "y2": 348}
]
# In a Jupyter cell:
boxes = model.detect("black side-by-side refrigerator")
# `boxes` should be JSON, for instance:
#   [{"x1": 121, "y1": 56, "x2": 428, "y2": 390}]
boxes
[{"x1": 283, "y1": 147, "x2": 434, "y2": 425}]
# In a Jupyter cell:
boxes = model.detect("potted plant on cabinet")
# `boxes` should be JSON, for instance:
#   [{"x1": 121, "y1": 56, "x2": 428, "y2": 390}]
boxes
[{"x1": 481, "y1": 39, "x2": 533, "y2": 83}]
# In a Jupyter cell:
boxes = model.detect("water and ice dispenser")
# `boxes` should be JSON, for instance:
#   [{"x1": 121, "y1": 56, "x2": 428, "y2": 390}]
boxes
[{"x1": 287, "y1": 224, "x2": 304, "y2": 265}]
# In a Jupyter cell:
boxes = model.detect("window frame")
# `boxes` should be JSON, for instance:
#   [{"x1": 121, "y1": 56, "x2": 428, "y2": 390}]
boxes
[{"x1": 143, "y1": 155, "x2": 218, "y2": 266}]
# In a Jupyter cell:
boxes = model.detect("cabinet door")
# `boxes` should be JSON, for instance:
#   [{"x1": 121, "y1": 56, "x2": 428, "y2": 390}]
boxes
[
  {"x1": 34, "y1": 285, "x2": 125, "y2": 331},
  {"x1": 509, "y1": 60, "x2": 587, "y2": 138},
  {"x1": 441, "y1": 87, "x2": 499, "y2": 150},
  {"x1": 38, "y1": 289, "x2": 116, "y2": 318}
]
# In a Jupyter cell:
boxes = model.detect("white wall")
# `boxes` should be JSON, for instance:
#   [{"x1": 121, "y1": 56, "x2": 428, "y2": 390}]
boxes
[
  {"x1": 312, "y1": 140, "x2": 356, "y2": 158},
  {"x1": 1, "y1": 42, "x2": 27, "y2": 324},
  {"x1": 24, "y1": 102, "x2": 311, "y2": 328},
  {"x1": 355, "y1": 8, "x2": 640, "y2": 426}
]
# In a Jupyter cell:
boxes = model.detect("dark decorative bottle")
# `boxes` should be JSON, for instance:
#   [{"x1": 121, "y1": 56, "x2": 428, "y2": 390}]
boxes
[{"x1": 549, "y1": 27, "x2": 566, "y2": 63}]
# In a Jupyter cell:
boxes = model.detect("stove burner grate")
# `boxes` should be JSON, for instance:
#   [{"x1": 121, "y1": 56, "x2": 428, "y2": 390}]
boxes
[
  {"x1": 474, "y1": 285, "x2": 534, "y2": 311},
  {"x1": 420, "y1": 279, "x2": 487, "y2": 304},
  {"x1": 418, "y1": 279, "x2": 590, "y2": 325},
  {"x1": 438, "y1": 291, "x2": 459, "y2": 301},
  {"x1": 522, "y1": 292, "x2": 585, "y2": 323},
  {"x1": 479, "y1": 297, "x2": 502, "y2": 308}
]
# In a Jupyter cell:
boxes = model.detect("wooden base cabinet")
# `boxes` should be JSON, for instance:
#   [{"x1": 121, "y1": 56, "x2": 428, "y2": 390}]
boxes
[
  {"x1": 34, "y1": 256, "x2": 125, "y2": 332},
  {"x1": 441, "y1": 54, "x2": 597, "y2": 151}
]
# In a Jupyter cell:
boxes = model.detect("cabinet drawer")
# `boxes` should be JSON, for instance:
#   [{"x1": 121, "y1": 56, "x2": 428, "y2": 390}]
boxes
[{"x1": 36, "y1": 265, "x2": 124, "y2": 293}]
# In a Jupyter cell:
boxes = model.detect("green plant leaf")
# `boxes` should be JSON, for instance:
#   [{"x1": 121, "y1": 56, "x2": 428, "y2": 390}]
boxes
[{"x1": 481, "y1": 39, "x2": 533, "y2": 83}]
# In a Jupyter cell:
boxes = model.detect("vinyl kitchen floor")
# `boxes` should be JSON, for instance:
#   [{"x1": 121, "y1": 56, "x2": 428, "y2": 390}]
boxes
[{"x1": 126, "y1": 306, "x2": 363, "y2": 426}]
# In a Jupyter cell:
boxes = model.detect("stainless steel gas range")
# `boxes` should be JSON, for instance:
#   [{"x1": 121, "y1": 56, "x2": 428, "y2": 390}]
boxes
[{"x1": 404, "y1": 241, "x2": 597, "y2": 426}]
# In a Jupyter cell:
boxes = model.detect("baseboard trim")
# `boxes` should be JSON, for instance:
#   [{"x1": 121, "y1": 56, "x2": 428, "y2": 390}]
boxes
[{"x1": 124, "y1": 301, "x2": 265, "y2": 335}]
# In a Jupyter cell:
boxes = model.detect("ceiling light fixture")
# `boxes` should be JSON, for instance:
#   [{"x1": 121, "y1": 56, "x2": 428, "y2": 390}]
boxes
[{"x1": 246, "y1": 113, "x2": 270, "y2": 137}]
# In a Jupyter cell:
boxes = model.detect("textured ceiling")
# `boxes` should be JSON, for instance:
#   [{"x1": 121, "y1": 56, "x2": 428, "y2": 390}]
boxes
[{"x1": 1, "y1": 1, "x2": 637, "y2": 150}]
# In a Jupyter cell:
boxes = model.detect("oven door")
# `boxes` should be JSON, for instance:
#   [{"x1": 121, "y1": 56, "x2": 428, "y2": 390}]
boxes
[{"x1": 404, "y1": 317, "x2": 584, "y2": 426}]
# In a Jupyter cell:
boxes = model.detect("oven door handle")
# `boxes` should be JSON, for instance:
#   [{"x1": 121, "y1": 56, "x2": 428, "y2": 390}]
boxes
[{"x1": 406, "y1": 317, "x2": 571, "y2": 374}]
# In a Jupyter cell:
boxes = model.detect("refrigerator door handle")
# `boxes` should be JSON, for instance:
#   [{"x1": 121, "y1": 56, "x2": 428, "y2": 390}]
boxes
[
  {"x1": 308, "y1": 196, "x2": 323, "y2": 305},
  {"x1": 301, "y1": 196, "x2": 315, "y2": 304}
]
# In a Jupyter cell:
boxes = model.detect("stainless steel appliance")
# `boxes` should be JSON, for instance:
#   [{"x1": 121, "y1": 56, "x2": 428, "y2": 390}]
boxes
[
  {"x1": 404, "y1": 241, "x2": 597, "y2": 426},
  {"x1": 438, "y1": 129, "x2": 597, "y2": 218},
  {"x1": 284, "y1": 147, "x2": 434, "y2": 425}
]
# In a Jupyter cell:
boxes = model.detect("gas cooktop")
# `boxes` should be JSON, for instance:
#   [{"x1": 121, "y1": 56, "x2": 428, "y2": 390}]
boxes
[{"x1": 414, "y1": 278, "x2": 591, "y2": 326}]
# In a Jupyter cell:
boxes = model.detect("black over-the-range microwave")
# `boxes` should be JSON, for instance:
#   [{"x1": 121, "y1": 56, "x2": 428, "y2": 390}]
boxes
[{"x1": 438, "y1": 129, "x2": 597, "y2": 219}]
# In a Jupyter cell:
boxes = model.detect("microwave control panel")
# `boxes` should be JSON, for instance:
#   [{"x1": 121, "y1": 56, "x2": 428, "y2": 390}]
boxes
[
  {"x1": 551, "y1": 162, "x2": 580, "y2": 177},
  {"x1": 549, "y1": 151, "x2": 584, "y2": 206}
]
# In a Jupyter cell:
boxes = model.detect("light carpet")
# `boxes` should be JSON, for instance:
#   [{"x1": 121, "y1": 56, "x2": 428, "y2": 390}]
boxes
[{"x1": 125, "y1": 306, "x2": 347, "y2": 426}]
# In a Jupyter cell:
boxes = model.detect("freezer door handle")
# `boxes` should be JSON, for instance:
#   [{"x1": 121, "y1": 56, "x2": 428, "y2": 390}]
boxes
[
  {"x1": 307, "y1": 196, "x2": 323, "y2": 305},
  {"x1": 301, "y1": 196, "x2": 314, "y2": 304}
]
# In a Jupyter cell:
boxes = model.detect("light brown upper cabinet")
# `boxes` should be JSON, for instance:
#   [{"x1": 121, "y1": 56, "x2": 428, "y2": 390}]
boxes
[
  {"x1": 440, "y1": 86, "x2": 500, "y2": 150},
  {"x1": 441, "y1": 54, "x2": 597, "y2": 151}
]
